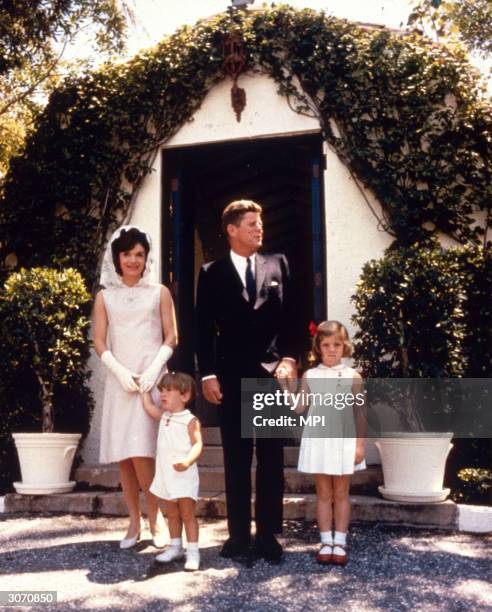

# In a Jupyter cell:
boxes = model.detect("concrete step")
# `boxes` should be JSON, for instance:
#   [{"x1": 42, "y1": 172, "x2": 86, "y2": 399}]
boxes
[
  {"x1": 199, "y1": 446, "x2": 301, "y2": 467},
  {"x1": 199, "y1": 466, "x2": 383, "y2": 495},
  {"x1": 197, "y1": 430, "x2": 382, "y2": 465},
  {"x1": 202, "y1": 427, "x2": 221, "y2": 446},
  {"x1": 75, "y1": 464, "x2": 383, "y2": 495},
  {"x1": 3, "y1": 491, "x2": 458, "y2": 529}
]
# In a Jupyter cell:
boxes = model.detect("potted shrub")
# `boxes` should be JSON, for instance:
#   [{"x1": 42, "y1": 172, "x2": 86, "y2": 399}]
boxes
[
  {"x1": 352, "y1": 243, "x2": 467, "y2": 503},
  {"x1": 1, "y1": 267, "x2": 92, "y2": 494}
]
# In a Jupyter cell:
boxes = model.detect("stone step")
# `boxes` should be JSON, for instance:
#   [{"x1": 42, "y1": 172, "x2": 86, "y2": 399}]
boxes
[
  {"x1": 179, "y1": 429, "x2": 381, "y2": 465},
  {"x1": 202, "y1": 427, "x2": 221, "y2": 446},
  {"x1": 199, "y1": 466, "x2": 383, "y2": 495},
  {"x1": 3, "y1": 491, "x2": 458, "y2": 529},
  {"x1": 174, "y1": 445, "x2": 302, "y2": 467},
  {"x1": 75, "y1": 464, "x2": 383, "y2": 495}
]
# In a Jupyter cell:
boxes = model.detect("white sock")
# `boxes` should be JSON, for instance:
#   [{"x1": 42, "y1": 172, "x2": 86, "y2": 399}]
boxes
[
  {"x1": 320, "y1": 531, "x2": 333, "y2": 545},
  {"x1": 187, "y1": 541, "x2": 199, "y2": 551},
  {"x1": 333, "y1": 531, "x2": 347, "y2": 555},
  {"x1": 170, "y1": 538, "x2": 182, "y2": 548}
]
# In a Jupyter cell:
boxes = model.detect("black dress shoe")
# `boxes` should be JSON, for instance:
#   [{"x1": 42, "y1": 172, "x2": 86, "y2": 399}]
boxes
[
  {"x1": 220, "y1": 536, "x2": 251, "y2": 558},
  {"x1": 254, "y1": 534, "x2": 283, "y2": 563}
]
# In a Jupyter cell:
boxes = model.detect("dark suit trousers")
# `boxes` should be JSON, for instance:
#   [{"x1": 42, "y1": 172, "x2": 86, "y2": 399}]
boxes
[{"x1": 219, "y1": 375, "x2": 284, "y2": 539}]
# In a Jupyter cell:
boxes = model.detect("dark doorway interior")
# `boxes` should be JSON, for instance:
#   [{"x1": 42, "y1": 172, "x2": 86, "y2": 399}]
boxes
[{"x1": 162, "y1": 133, "x2": 326, "y2": 422}]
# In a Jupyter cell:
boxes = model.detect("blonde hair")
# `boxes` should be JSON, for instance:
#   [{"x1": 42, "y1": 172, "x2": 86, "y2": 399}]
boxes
[{"x1": 312, "y1": 320, "x2": 353, "y2": 362}]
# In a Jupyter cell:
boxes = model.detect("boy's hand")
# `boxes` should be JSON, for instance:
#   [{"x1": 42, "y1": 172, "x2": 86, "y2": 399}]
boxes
[{"x1": 173, "y1": 461, "x2": 190, "y2": 472}]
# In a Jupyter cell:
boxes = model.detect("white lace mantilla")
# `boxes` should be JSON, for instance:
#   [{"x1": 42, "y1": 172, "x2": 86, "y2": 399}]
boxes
[{"x1": 99, "y1": 224, "x2": 156, "y2": 288}]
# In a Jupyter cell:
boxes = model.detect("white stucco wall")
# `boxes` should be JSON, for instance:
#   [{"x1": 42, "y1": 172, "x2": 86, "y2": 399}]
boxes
[
  {"x1": 128, "y1": 149, "x2": 163, "y2": 278},
  {"x1": 323, "y1": 142, "x2": 393, "y2": 335},
  {"x1": 165, "y1": 74, "x2": 320, "y2": 147},
  {"x1": 82, "y1": 73, "x2": 389, "y2": 465}
]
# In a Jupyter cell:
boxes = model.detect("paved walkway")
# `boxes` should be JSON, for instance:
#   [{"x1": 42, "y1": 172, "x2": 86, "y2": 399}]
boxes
[{"x1": 0, "y1": 515, "x2": 490, "y2": 611}]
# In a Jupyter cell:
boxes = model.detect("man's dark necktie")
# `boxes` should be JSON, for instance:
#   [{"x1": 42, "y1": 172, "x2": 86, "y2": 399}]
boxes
[{"x1": 246, "y1": 257, "x2": 256, "y2": 304}]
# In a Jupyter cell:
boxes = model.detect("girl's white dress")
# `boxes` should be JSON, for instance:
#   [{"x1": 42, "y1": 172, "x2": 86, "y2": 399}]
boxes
[
  {"x1": 297, "y1": 363, "x2": 366, "y2": 475},
  {"x1": 99, "y1": 283, "x2": 163, "y2": 463},
  {"x1": 150, "y1": 409, "x2": 200, "y2": 501}
]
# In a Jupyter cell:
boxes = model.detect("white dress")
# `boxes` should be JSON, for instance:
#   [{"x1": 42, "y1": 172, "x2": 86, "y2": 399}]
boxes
[
  {"x1": 297, "y1": 363, "x2": 367, "y2": 475},
  {"x1": 99, "y1": 283, "x2": 164, "y2": 463},
  {"x1": 150, "y1": 409, "x2": 200, "y2": 501}
]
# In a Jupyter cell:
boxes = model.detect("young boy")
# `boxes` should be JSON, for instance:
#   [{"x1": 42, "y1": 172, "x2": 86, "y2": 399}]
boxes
[{"x1": 142, "y1": 372, "x2": 202, "y2": 570}]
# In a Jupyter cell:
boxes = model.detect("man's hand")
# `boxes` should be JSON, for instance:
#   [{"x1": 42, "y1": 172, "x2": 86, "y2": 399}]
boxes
[
  {"x1": 274, "y1": 358, "x2": 297, "y2": 379},
  {"x1": 274, "y1": 359, "x2": 297, "y2": 393},
  {"x1": 202, "y1": 377, "x2": 223, "y2": 404}
]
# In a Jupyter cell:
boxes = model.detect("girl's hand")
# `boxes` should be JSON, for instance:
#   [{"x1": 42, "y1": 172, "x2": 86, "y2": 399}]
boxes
[
  {"x1": 355, "y1": 442, "x2": 365, "y2": 465},
  {"x1": 173, "y1": 461, "x2": 190, "y2": 472}
]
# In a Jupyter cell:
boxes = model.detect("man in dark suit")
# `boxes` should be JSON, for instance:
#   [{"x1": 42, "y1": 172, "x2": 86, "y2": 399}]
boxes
[{"x1": 196, "y1": 200, "x2": 298, "y2": 562}]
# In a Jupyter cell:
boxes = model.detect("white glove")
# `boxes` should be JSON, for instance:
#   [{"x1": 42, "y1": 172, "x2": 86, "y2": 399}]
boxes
[
  {"x1": 139, "y1": 345, "x2": 174, "y2": 393},
  {"x1": 101, "y1": 350, "x2": 140, "y2": 393}
]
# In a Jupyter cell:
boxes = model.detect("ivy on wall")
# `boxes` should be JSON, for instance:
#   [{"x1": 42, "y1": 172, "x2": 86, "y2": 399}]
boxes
[{"x1": 0, "y1": 5, "x2": 490, "y2": 287}]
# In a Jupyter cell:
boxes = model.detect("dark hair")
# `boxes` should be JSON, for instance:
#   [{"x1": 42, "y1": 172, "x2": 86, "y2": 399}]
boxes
[
  {"x1": 221, "y1": 199, "x2": 262, "y2": 234},
  {"x1": 157, "y1": 371, "x2": 196, "y2": 405},
  {"x1": 312, "y1": 320, "x2": 353, "y2": 361},
  {"x1": 111, "y1": 228, "x2": 150, "y2": 276}
]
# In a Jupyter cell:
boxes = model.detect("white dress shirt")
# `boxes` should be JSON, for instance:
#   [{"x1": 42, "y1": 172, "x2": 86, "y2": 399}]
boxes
[{"x1": 230, "y1": 249, "x2": 256, "y2": 287}]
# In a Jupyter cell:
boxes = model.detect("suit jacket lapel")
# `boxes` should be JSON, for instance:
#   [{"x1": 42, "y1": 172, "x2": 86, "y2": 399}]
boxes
[{"x1": 254, "y1": 254, "x2": 267, "y2": 309}]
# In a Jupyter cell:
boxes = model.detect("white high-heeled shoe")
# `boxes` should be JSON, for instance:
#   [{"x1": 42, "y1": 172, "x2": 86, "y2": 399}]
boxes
[{"x1": 119, "y1": 520, "x2": 144, "y2": 549}]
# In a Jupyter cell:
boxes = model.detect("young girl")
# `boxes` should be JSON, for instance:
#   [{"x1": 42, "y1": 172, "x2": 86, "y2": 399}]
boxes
[
  {"x1": 296, "y1": 321, "x2": 366, "y2": 566},
  {"x1": 142, "y1": 372, "x2": 203, "y2": 571}
]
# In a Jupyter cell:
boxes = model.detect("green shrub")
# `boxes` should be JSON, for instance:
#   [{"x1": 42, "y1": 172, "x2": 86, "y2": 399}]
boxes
[
  {"x1": 352, "y1": 242, "x2": 491, "y2": 377},
  {"x1": 447, "y1": 439, "x2": 492, "y2": 504},
  {"x1": 352, "y1": 242, "x2": 468, "y2": 378},
  {"x1": 450, "y1": 246, "x2": 492, "y2": 377},
  {"x1": 352, "y1": 243, "x2": 491, "y2": 500},
  {"x1": 0, "y1": 267, "x2": 92, "y2": 432},
  {"x1": 453, "y1": 467, "x2": 492, "y2": 505},
  {"x1": 0, "y1": 267, "x2": 93, "y2": 492}
]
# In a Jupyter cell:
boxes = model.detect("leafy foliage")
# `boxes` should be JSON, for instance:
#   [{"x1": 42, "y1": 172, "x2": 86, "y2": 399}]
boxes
[
  {"x1": 408, "y1": 0, "x2": 492, "y2": 56},
  {"x1": 352, "y1": 243, "x2": 491, "y2": 432},
  {"x1": 0, "y1": 1, "x2": 127, "y2": 179},
  {"x1": 446, "y1": 440, "x2": 492, "y2": 505},
  {"x1": 0, "y1": 6, "x2": 490, "y2": 288},
  {"x1": 352, "y1": 242, "x2": 491, "y2": 378},
  {"x1": 0, "y1": 267, "x2": 92, "y2": 433},
  {"x1": 0, "y1": 0, "x2": 126, "y2": 76},
  {"x1": 453, "y1": 467, "x2": 492, "y2": 504}
]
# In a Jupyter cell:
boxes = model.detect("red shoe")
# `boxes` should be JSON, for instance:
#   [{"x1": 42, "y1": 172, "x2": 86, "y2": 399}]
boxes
[
  {"x1": 331, "y1": 544, "x2": 348, "y2": 566},
  {"x1": 316, "y1": 544, "x2": 332, "y2": 565}
]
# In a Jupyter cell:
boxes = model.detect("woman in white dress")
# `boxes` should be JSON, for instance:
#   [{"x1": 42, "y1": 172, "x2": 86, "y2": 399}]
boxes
[{"x1": 93, "y1": 225, "x2": 177, "y2": 548}]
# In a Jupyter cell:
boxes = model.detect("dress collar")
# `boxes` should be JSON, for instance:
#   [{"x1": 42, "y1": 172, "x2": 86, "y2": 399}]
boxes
[
  {"x1": 163, "y1": 409, "x2": 190, "y2": 419},
  {"x1": 318, "y1": 362, "x2": 346, "y2": 371}
]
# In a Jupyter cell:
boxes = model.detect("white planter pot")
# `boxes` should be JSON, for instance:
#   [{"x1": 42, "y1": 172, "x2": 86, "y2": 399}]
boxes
[
  {"x1": 12, "y1": 432, "x2": 82, "y2": 495},
  {"x1": 375, "y1": 433, "x2": 453, "y2": 503}
]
